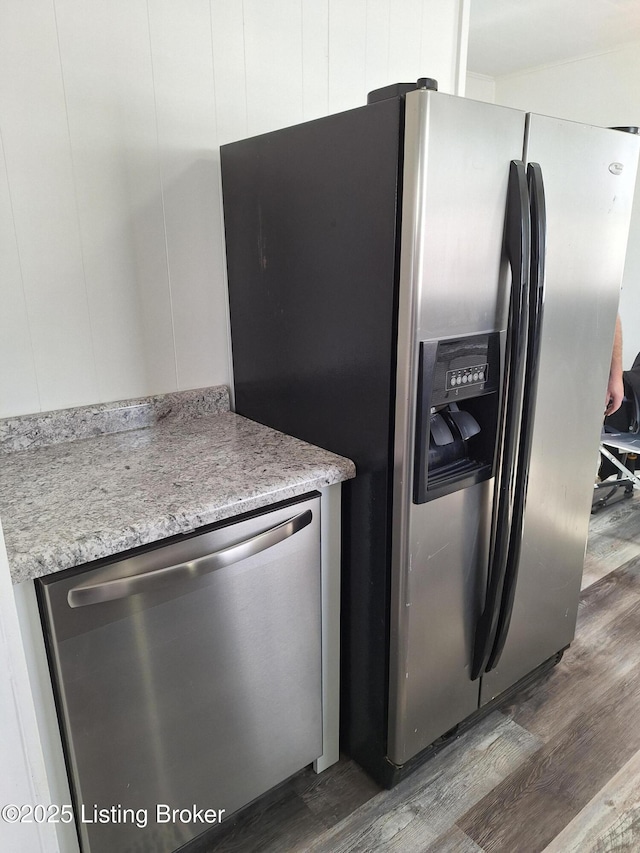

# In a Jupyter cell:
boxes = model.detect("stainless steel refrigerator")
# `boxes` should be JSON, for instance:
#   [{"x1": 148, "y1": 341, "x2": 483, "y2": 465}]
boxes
[{"x1": 220, "y1": 80, "x2": 639, "y2": 786}]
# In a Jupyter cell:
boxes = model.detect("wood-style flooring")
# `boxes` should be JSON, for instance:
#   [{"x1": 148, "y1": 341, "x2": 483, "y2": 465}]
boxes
[{"x1": 202, "y1": 494, "x2": 640, "y2": 853}]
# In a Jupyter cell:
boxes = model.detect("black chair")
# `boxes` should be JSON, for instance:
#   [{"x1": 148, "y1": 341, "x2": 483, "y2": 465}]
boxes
[{"x1": 593, "y1": 353, "x2": 640, "y2": 512}]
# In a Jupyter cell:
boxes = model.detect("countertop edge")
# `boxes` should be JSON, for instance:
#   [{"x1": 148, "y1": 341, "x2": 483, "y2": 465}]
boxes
[{"x1": 9, "y1": 452, "x2": 355, "y2": 586}]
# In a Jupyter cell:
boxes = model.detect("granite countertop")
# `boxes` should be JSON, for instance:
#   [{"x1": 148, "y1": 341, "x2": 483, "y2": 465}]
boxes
[{"x1": 0, "y1": 387, "x2": 355, "y2": 584}]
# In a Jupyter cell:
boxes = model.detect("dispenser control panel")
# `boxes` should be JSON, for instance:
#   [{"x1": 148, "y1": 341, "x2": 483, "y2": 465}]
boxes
[
  {"x1": 428, "y1": 334, "x2": 499, "y2": 407},
  {"x1": 446, "y1": 363, "x2": 488, "y2": 390}
]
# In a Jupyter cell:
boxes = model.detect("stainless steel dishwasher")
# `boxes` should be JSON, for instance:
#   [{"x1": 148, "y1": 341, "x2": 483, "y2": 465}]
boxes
[{"x1": 37, "y1": 493, "x2": 322, "y2": 853}]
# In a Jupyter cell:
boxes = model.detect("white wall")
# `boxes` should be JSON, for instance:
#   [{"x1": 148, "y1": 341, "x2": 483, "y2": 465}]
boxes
[
  {"x1": 491, "y1": 43, "x2": 640, "y2": 369},
  {"x1": 465, "y1": 71, "x2": 495, "y2": 103},
  {"x1": 0, "y1": 0, "x2": 468, "y2": 419},
  {"x1": 0, "y1": 520, "x2": 58, "y2": 853}
]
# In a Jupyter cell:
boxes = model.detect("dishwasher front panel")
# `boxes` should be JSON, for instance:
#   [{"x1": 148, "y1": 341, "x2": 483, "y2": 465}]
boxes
[{"x1": 37, "y1": 494, "x2": 322, "y2": 853}]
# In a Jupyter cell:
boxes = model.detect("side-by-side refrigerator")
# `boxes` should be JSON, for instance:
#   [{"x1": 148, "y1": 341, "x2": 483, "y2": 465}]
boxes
[{"x1": 220, "y1": 80, "x2": 639, "y2": 786}]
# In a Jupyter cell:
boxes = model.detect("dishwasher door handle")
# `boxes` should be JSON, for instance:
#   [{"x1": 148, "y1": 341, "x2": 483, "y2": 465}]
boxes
[{"x1": 67, "y1": 508, "x2": 314, "y2": 608}]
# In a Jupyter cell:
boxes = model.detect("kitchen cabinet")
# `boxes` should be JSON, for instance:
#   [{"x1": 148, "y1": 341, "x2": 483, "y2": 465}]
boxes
[{"x1": 1, "y1": 386, "x2": 353, "y2": 852}]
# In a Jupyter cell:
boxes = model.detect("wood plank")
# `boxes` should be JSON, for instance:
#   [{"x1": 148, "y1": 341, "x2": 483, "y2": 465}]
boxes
[
  {"x1": 583, "y1": 497, "x2": 640, "y2": 588},
  {"x1": 424, "y1": 825, "x2": 484, "y2": 853},
  {"x1": 394, "y1": 821, "x2": 483, "y2": 853},
  {"x1": 307, "y1": 711, "x2": 543, "y2": 852},
  {"x1": 542, "y1": 747, "x2": 640, "y2": 852},
  {"x1": 499, "y1": 558, "x2": 640, "y2": 742},
  {"x1": 587, "y1": 490, "x2": 639, "y2": 540},
  {"x1": 291, "y1": 755, "x2": 380, "y2": 826},
  {"x1": 458, "y1": 665, "x2": 640, "y2": 852},
  {"x1": 201, "y1": 772, "x2": 326, "y2": 853},
  {"x1": 578, "y1": 553, "x2": 640, "y2": 629}
]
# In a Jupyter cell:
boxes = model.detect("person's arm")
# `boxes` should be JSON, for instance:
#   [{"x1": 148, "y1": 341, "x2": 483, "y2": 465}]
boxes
[{"x1": 605, "y1": 314, "x2": 624, "y2": 415}]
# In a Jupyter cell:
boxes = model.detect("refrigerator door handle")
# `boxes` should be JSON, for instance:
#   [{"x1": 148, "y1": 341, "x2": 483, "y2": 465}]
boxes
[
  {"x1": 67, "y1": 509, "x2": 314, "y2": 608},
  {"x1": 471, "y1": 160, "x2": 531, "y2": 681},
  {"x1": 486, "y1": 162, "x2": 547, "y2": 672}
]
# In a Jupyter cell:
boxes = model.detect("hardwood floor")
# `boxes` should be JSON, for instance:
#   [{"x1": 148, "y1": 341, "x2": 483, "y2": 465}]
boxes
[{"x1": 202, "y1": 494, "x2": 640, "y2": 853}]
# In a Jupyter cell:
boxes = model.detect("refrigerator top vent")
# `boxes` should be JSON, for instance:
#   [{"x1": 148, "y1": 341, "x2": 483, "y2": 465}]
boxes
[{"x1": 367, "y1": 77, "x2": 438, "y2": 105}]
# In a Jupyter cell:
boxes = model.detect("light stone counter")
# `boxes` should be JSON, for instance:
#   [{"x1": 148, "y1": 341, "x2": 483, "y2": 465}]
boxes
[{"x1": 0, "y1": 387, "x2": 355, "y2": 583}]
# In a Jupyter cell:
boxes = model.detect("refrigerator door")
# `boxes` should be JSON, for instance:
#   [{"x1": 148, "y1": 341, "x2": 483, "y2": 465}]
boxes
[
  {"x1": 481, "y1": 115, "x2": 639, "y2": 703},
  {"x1": 388, "y1": 90, "x2": 527, "y2": 765}
]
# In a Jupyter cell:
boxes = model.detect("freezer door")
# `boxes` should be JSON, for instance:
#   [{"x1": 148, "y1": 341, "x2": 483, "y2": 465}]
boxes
[
  {"x1": 388, "y1": 90, "x2": 527, "y2": 765},
  {"x1": 481, "y1": 115, "x2": 639, "y2": 702}
]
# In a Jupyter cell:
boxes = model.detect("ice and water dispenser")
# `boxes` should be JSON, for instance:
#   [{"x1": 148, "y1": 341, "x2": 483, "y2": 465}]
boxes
[{"x1": 414, "y1": 333, "x2": 501, "y2": 503}]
